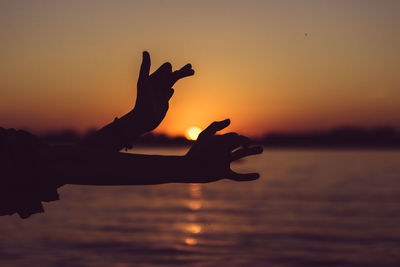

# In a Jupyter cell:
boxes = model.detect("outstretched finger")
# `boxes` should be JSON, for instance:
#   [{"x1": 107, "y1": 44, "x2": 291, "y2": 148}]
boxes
[
  {"x1": 199, "y1": 119, "x2": 231, "y2": 139},
  {"x1": 152, "y1": 62, "x2": 172, "y2": 78},
  {"x1": 230, "y1": 146, "x2": 263, "y2": 162},
  {"x1": 228, "y1": 170, "x2": 260, "y2": 181},
  {"x1": 138, "y1": 51, "x2": 151, "y2": 85},
  {"x1": 220, "y1": 132, "x2": 250, "y2": 151},
  {"x1": 171, "y1": 64, "x2": 194, "y2": 84}
]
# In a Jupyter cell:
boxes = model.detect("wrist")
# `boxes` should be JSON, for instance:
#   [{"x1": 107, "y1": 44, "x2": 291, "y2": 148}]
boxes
[
  {"x1": 121, "y1": 109, "x2": 148, "y2": 134},
  {"x1": 128, "y1": 108, "x2": 154, "y2": 134}
]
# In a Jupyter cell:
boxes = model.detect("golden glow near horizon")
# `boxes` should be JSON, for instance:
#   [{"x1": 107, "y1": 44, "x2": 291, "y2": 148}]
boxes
[
  {"x1": 1, "y1": 1, "x2": 400, "y2": 136},
  {"x1": 185, "y1": 126, "x2": 202, "y2": 140}
]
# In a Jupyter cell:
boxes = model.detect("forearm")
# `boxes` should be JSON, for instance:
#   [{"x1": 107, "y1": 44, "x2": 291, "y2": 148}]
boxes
[
  {"x1": 39, "y1": 146, "x2": 202, "y2": 186},
  {"x1": 79, "y1": 110, "x2": 146, "y2": 152}
]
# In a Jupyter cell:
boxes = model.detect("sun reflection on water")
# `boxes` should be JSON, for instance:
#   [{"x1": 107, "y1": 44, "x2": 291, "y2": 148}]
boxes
[
  {"x1": 186, "y1": 224, "x2": 202, "y2": 234},
  {"x1": 183, "y1": 184, "x2": 203, "y2": 246},
  {"x1": 184, "y1": 237, "x2": 198, "y2": 246},
  {"x1": 187, "y1": 200, "x2": 202, "y2": 211}
]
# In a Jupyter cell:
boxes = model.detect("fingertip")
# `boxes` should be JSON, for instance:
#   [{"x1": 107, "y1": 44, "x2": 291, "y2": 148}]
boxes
[
  {"x1": 174, "y1": 65, "x2": 195, "y2": 82},
  {"x1": 183, "y1": 63, "x2": 192, "y2": 70},
  {"x1": 214, "y1": 118, "x2": 230, "y2": 128},
  {"x1": 180, "y1": 67, "x2": 194, "y2": 77},
  {"x1": 139, "y1": 51, "x2": 151, "y2": 80},
  {"x1": 165, "y1": 62, "x2": 172, "y2": 71},
  {"x1": 229, "y1": 170, "x2": 260, "y2": 181},
  {"x1": 142, "y1": 51, "x2": 150, "y2": 61},
  {"x1": 217, "y1": 118, "x2": 230, "y2": 129},
  {"x1": 242, "y1": 173, "x2": 260, "y2": 181},
  {"x1": 203, "y1": 119, "x2": 231, "y2": 136}
]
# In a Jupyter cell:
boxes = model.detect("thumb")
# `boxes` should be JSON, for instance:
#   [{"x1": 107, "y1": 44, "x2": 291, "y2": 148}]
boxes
[{"x1": 138, "y1": 51, "x2": 151, "y2": 85}]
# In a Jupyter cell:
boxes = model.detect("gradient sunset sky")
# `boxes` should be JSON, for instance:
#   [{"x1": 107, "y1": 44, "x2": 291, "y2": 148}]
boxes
[{"x1": 1, "y1": 0, "x2": 399, "y2": 137}]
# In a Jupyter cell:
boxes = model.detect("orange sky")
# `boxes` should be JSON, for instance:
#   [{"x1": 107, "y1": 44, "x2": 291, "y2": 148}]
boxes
[{"x1": 1, "y1": 1, "x2": 399, "y2": 137}]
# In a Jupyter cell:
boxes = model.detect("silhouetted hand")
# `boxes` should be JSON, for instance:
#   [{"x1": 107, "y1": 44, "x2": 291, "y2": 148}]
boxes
[
  {"x1": 80, "y1": 51, "x2": 194, "y2": 151},
  {"x1": 186, "y1": 119, "x2": 263, "y2": 182},
  {"x1": 133, "y1": 51, "x2": 194, "y2": 132}
]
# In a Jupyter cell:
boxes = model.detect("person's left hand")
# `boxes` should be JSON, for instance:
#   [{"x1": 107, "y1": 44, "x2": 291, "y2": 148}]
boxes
[
  {"x1": 186, "y1": 119, "x2": 263, "y2": 182},
  {"x1": 132, "y1": 51, "x2": 194, "y2": 133}
]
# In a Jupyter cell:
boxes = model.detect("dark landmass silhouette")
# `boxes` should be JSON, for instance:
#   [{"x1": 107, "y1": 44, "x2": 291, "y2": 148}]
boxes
[
  {"x1": 259, "y1": 126, "x2": 400, "y2": 149},
  {"x1": 38, "y1": 126, "x2": 400, "y2": 149},
  {"x1": 39, "y1": 130, "x2": 192, "y2": 146},
  {"x1": 40, "y1": 130, "x2": 81, "y2": 145}
]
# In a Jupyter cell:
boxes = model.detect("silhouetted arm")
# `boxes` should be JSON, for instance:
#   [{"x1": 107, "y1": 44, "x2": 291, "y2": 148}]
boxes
[
  {"x1": 41, "y1": 120, "x2": 262, "y2": 186},
  {"x1": 40, "y1": 146, "x2": 197, "y2": 185},
  {"x1": 80, "y1": 51, "x2": 194, "y2": 152}
]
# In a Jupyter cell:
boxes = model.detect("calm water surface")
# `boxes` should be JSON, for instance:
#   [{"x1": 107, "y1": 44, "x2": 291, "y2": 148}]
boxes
[{"x1": 1, "y1": 148, "x2": 400, "y2": 266}]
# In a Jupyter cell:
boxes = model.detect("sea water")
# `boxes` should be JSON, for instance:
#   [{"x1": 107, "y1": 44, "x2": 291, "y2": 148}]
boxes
[{"x1": 1, "y1": 148, "x2": 400, "y2": 266}]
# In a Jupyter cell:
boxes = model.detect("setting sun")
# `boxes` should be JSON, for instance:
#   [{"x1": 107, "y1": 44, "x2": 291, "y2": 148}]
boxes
[{"x1": 185, "y1": 126, "x2": 202, "y2": 141}]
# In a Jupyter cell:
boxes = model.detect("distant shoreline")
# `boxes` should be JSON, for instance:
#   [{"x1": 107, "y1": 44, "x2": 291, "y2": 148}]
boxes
[
  {"x1": 38, "y1": 126, "x2": 400, "y2": 149},
  {"x1": 128, "y1": 145, "x2": 400, "y2": 151}
]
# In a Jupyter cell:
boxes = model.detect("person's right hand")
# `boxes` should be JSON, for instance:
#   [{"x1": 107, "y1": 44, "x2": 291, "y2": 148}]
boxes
[
  {"x1": 133, "y1": 51, "x2": 194, "y2": 133},
  {"x1": 186, "y1": 119, "x2": 263, "y2": 182}
]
